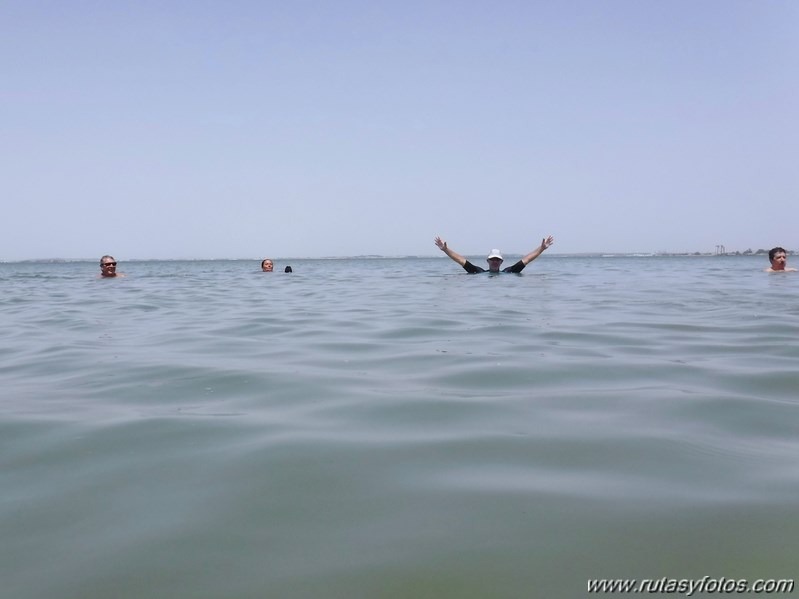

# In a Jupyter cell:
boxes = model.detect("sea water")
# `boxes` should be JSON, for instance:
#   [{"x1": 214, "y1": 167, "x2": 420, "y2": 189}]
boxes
[{"x1": 1, "y1": 256, "x2": 798, "y2": 598}]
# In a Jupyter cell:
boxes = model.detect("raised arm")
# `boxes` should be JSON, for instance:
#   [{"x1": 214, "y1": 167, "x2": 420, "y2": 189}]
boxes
[
  {"x1": 434, "y1": 236, "x2": 467, "y2": 267},
  {"x1": 520, "y1": 235, "x2": 555, "y2": 266}
]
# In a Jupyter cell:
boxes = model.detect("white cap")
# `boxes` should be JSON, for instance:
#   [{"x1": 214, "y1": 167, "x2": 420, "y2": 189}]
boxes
[{"x1": 487, "y1": 249, "x2": 503, "y2": 260}]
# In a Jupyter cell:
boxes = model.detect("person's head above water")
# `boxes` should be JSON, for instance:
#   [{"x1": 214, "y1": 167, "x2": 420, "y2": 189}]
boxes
[
  {"x1": 486, "y1": 249, "x2": 504, "y2": 273},
  {"x1": 261, "y1": 259, "x2": 274, "y2": 272},
  {"x1": 766, "y1": 247, "x2": 796, "y2": 272},
  {"x1": 99, "y1": 255, "x2": 124, "y2": 278}
]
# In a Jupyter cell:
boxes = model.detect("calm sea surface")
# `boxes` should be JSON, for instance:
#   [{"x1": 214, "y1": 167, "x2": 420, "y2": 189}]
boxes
[{"x1": 2, "y1": 256, "x2": 798, "y2": 598}]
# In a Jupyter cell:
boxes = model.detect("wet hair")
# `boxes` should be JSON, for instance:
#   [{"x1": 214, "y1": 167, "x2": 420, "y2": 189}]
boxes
[
  {"x1": 769, "y1": 247, "x2": 787, "y2": 262},
  {"x1": 100, "y1": 255, "x2": 115, "y2": 264},
  {"x1": 284, "y1": 266, "x2": 292, "y2": 273}
]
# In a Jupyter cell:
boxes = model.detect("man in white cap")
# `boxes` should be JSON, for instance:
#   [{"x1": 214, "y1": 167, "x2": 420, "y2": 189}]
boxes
[{"x1": 434, "y1": 236, "x2": 555, "y2": 273}]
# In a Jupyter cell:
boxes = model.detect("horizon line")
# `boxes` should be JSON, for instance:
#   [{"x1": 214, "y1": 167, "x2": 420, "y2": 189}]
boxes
[{"x1": 1, "y1": 250, "x2": 783, "y2": 263}]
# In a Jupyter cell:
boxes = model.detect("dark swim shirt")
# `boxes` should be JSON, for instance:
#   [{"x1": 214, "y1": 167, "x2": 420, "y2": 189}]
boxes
[{"x1": 462, "y1": 260, "x2": 526, "y2": 274}]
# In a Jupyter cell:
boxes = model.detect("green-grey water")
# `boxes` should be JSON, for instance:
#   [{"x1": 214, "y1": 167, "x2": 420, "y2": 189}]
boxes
[{"x1": 2, "y1": 256, "x2": 798, "y2": 598}]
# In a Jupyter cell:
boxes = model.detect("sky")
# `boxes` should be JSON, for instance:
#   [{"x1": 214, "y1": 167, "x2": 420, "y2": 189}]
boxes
[{"x1": 2, "y1": 0, "x2": 798, "y2": 260}]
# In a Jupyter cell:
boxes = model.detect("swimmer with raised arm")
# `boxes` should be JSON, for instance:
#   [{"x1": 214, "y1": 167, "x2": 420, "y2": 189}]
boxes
[
  {"x1": 434, "y1": 235, "x2": 554, "y2": 273},
  {"x1": 765, "y1": 247, "x2": 797, "y2": 272}
]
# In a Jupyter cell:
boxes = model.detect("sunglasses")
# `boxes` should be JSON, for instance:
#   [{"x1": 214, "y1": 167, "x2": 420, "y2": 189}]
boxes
[{"x1": 102, "y1": 262, "x2": 117, "y2": 267}]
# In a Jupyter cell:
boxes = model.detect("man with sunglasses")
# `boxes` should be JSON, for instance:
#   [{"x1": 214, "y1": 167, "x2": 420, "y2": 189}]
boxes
[
  {"x1": 99, "y1": 255, "x2": 126, "y2": 278},
  {"x1": 434, "y1": 236, "x2": 554, "y2": 273}
]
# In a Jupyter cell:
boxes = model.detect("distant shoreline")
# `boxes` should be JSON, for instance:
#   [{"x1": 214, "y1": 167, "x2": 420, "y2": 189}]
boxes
[{"x1": 2, "y1": 251, "x2": 789, "y2": 264}]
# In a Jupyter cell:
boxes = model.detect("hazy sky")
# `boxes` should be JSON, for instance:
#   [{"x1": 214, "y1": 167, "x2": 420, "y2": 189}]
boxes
[{"x1": 2, "y1": 1, "x2": 797, "y2": 260}]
